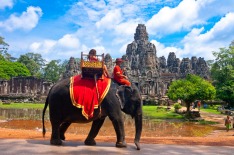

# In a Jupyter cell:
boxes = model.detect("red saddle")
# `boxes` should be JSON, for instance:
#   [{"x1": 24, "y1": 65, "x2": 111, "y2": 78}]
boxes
[{"x1": 70, "y1": 74, "x2": 111, "y2": 119}]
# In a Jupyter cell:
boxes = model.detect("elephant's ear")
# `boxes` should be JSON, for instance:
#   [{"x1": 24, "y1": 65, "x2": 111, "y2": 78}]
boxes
[{"x1": 116, "y1": 85, "x2": 132, "y2": 109}]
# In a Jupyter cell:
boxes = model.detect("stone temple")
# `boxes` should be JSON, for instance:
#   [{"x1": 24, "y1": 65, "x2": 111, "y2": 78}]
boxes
[
  {"x1": 109, "y1": 24, "x2": 210, "y2": 100},
  {"x1": 61, "y1": 24, "x2": 210, "y2": 101},
  {"x1": 0, "y1": 24, "x2": 210, "y2": 102}
]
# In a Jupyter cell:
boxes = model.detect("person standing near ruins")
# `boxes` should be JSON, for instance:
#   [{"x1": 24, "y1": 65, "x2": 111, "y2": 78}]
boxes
[
  {"x1": 225, "y1": 115, "x2": 232, "y2": 132},
  {"x1": 197, "y1": 100, "x2": 201, "y2": 111},
  {"x1": 113, "y1": 58, "x2": 131, "y2": 86}
]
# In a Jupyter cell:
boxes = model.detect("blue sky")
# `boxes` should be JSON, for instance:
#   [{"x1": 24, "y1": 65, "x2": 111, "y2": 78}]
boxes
[{"x1": 1, "y1": 0, "x2": 234, "y2": 62}]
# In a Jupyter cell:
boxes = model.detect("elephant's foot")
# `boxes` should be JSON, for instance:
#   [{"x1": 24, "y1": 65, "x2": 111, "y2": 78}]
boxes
[
  {"x1": 84, "y1": 139, "x2": 96, "y2": 146},
  {"x1": 50, "y1": 139, "x2": 63, "y2": 145},
  {"x1": 60, "y1": 134, "x2": 65, "y2": 141},
  {"x1": 134, "y1": 140, "x2": 141, "y2": 150},
  {"x1": 115, "y1": 141, "x2": 127, "y2": 148}
]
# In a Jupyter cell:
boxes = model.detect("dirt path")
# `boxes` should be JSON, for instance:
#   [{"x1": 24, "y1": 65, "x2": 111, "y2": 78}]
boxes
[{"x1": 1, "y1": 110, "x2": 234, "y2": 146}]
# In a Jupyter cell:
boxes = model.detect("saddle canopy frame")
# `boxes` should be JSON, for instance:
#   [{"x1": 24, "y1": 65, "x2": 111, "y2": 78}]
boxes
[{"x1": 81, "y1": 52, "x2": 104, "y2": 79}]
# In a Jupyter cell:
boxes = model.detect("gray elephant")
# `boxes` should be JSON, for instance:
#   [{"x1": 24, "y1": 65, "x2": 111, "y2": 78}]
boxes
[{"x1": 42, "y1": 77, "x2": 143, "y2": 150}]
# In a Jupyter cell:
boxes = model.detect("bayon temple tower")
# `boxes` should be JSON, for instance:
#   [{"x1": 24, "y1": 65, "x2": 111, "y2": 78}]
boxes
[{"x1": 122, "y1": 24, "x2": 210, "y2": 99}]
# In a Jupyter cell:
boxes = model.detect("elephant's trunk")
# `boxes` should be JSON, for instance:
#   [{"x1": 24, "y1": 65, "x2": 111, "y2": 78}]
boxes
[{"x1": 134, "y1": 109, "x2": 142, "y2": 150}]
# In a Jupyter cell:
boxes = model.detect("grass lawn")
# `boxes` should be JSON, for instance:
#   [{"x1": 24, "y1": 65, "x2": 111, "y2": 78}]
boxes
[
  {"x1": 143, "y1": 105, "x2": 184, "y2": 121},
  {"x1": 0, "y1": 103, "x2": 45, "y2": 109},
  {"x1": 200, "y1": 104, "x2": 221, "y2": 115}
]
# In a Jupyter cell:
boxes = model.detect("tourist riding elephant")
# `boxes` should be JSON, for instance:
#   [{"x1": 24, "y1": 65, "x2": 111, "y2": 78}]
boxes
[{"x1": 42, "y1": 77, "x2": 142, "y2": 150}]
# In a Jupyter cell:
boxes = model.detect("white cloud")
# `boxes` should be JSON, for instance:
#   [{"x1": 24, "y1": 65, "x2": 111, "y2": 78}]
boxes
[
  {"x1": 151, "y1": 40, "x2": 183, "y2": 59},
  {"x1": 0, "y1": 6, "x2": 42, "y2": 31},
  {"x1": 96, "y1": 9, "x2": 122, "y2": 29},
  {"x1": 0, "y1": 0, "x2": 13, "y2": 10},
  {"x1": 114, "y1": 21, "x2": 140, "y2": 36},
  {"x1": 181, "y1": 12, "x2": 234, "y2": 60},
  {"x1": 148, "y1": 11, "x2": 234, "y2": 61},
  {"x1": 146, "y1": 0, "x2": 200, "y2": 37},
  {"x1": 119, "y1": 43, "x2": 129, "y2": 55},
  {"x1": 29, "y1": 40, "x2": 56, "y2": 54},
  {"x1": 57, "y1": 34, "x2": 80, "y2": 49},
  {"x1": 91, "y1": 45, "x2": 107, "y2": 54},
  {"x1": 197, "y1": 0, "x2": 234, "y2": 20},
  {"x1": 28, "y1": 34, "x2": 90, "y2": 60},
  {"x1": 151, "y1": 12, "x2": 234, "y2": 61},
  {"x1": 145, "y1": 0, "x2": 234, "y2": 38}
]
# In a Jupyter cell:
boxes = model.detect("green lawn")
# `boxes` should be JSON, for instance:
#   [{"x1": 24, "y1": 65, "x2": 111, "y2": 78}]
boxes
[
  {"x1": 200, "y1": 104, "x2": 221, "y2": 114},
  {"x1": 143, "y1": 105, "x2": 184, "y2": 120},
  {"x1": 0, "y1": 103, "x2": 45, "y2": 109}
]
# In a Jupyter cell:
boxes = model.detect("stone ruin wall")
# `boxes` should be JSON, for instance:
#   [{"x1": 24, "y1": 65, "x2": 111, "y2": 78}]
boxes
[{"x1": 0, "y1": 77, "x2": 53, "y2": 102}]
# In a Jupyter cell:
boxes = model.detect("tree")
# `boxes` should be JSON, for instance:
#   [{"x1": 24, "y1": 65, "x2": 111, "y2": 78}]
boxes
[
  {"x1": 24, "y1": 52, "x2": 46, "y2": 67},
  {"x1": 17, "y1": 52, "x2": 46, "y2": 78},
  {"x1": 167, "y1": 74, "x2": 216, "y2": 112},
  {"x1": 0, "y1": 36, "x2": 12, "y2": 61},
  {"x1": 17, "y1": 55, "x2": 41, "y2": 77},
  {"x1": 0, "y1": 60, "x2": 31, "y2": 80},
  {"x1": 0, "y1": 36, "x2": 9, "y2": 52},
  {"x1": 43, "y1": 60, "x2": 63, "y2": 82},
  {"x1": 211, "y1": 42, "x2": 234, "y2": 106}
]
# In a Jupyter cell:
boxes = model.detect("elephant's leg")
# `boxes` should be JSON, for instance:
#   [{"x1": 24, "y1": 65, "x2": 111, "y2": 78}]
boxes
[
  {"x1": 108, "y1": 115, "x2": 126, "y2": 148},
  {"x1": 50, "y1": 119, "x2": 63, "y2": 145},
  {"x1": 59, "y1": 122, "x2": 71, "y2": 140},
  {"x1": 84, "y1": 118, "x2": 105, "y2": 146}
]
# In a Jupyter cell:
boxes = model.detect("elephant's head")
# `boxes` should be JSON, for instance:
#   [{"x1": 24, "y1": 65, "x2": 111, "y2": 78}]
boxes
[{"x1": 116, "y1": 84, "x2": 142, "y2": 150}]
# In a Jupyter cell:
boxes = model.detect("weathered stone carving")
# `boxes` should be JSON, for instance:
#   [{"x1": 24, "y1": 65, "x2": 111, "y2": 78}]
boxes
[
  {"x1": 167, "y1": 52, "x2": 176, "y2": 73},
  {"x1": 195, "y1": 57, "x2": 210, "y2": 79},
  {"x1": 60, "y1": 57, "x2": 80, "y2": 80},
  {"x1": 159, "y1": 56, "x2": 167, "y2": 71},
  {"x1": 180, "y1": 58, "x2": 192, "y2": 77},
  {"x1": 125, "y1": 24, "x2": 161, "y2": 98},
  {"x1": 104, "y1": 53, "x2": 113, "y2": 76}
]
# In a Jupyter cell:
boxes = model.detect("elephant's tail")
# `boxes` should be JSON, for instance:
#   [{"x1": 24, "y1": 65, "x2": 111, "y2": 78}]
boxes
[{"x1": 42, "y1": 96, "x2": 49, "y2": 137}]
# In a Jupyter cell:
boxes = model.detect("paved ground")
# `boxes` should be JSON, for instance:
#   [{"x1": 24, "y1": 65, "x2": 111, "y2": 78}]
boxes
[{"x1": 0, "y1": 139, "x2": 234, "y2": 155}]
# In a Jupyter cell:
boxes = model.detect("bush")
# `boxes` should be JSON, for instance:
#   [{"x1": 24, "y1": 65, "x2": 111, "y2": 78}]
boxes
[
  {"x1": 174, "y1": 103, "x2": 182, "y2": 109},
  {"x1": 143, "y1": 99, "x2": 157, "y2": 105}
]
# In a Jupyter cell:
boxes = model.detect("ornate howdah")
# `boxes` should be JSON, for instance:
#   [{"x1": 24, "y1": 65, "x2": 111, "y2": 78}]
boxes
[{"x1": 81, "y1": 53, "x2": 104, "y2": 79}]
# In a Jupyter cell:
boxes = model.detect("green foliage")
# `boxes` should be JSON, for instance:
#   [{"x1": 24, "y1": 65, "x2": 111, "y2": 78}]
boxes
[
  {"x1": 44, "y1": 60, "x2": 64, "y2": 82},
  {"x1": 0, "y1": 60, "x2": 31, "y2": 80},
  {"x1": 167, "y1": 74, "x2": 216, "y2": 112},
  {"x1": 211, "y1": 43, "x2": 234, "y2": 106},
  {"x1": 173, "y1": 103, "x2": 182, "y2": 109},
  {"x1": 17, "y1": 53, "x2": 46, "y2": 78},
  {"x1": 0, "y1": 36, "x2": 9, "y2": 46},
  {"x1": 0, "y1": 36, "x2": 11, "y2": 61}
]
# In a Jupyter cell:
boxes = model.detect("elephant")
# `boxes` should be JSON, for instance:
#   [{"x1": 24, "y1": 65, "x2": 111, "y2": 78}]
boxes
[{"x1": 42, "y1": 77, "x2": 143, "y2": 150}]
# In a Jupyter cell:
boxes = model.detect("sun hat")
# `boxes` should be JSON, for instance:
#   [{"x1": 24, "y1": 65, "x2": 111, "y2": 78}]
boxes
[{"x1": 114, "y1": 58, "x2": 123, "y2": 63}]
